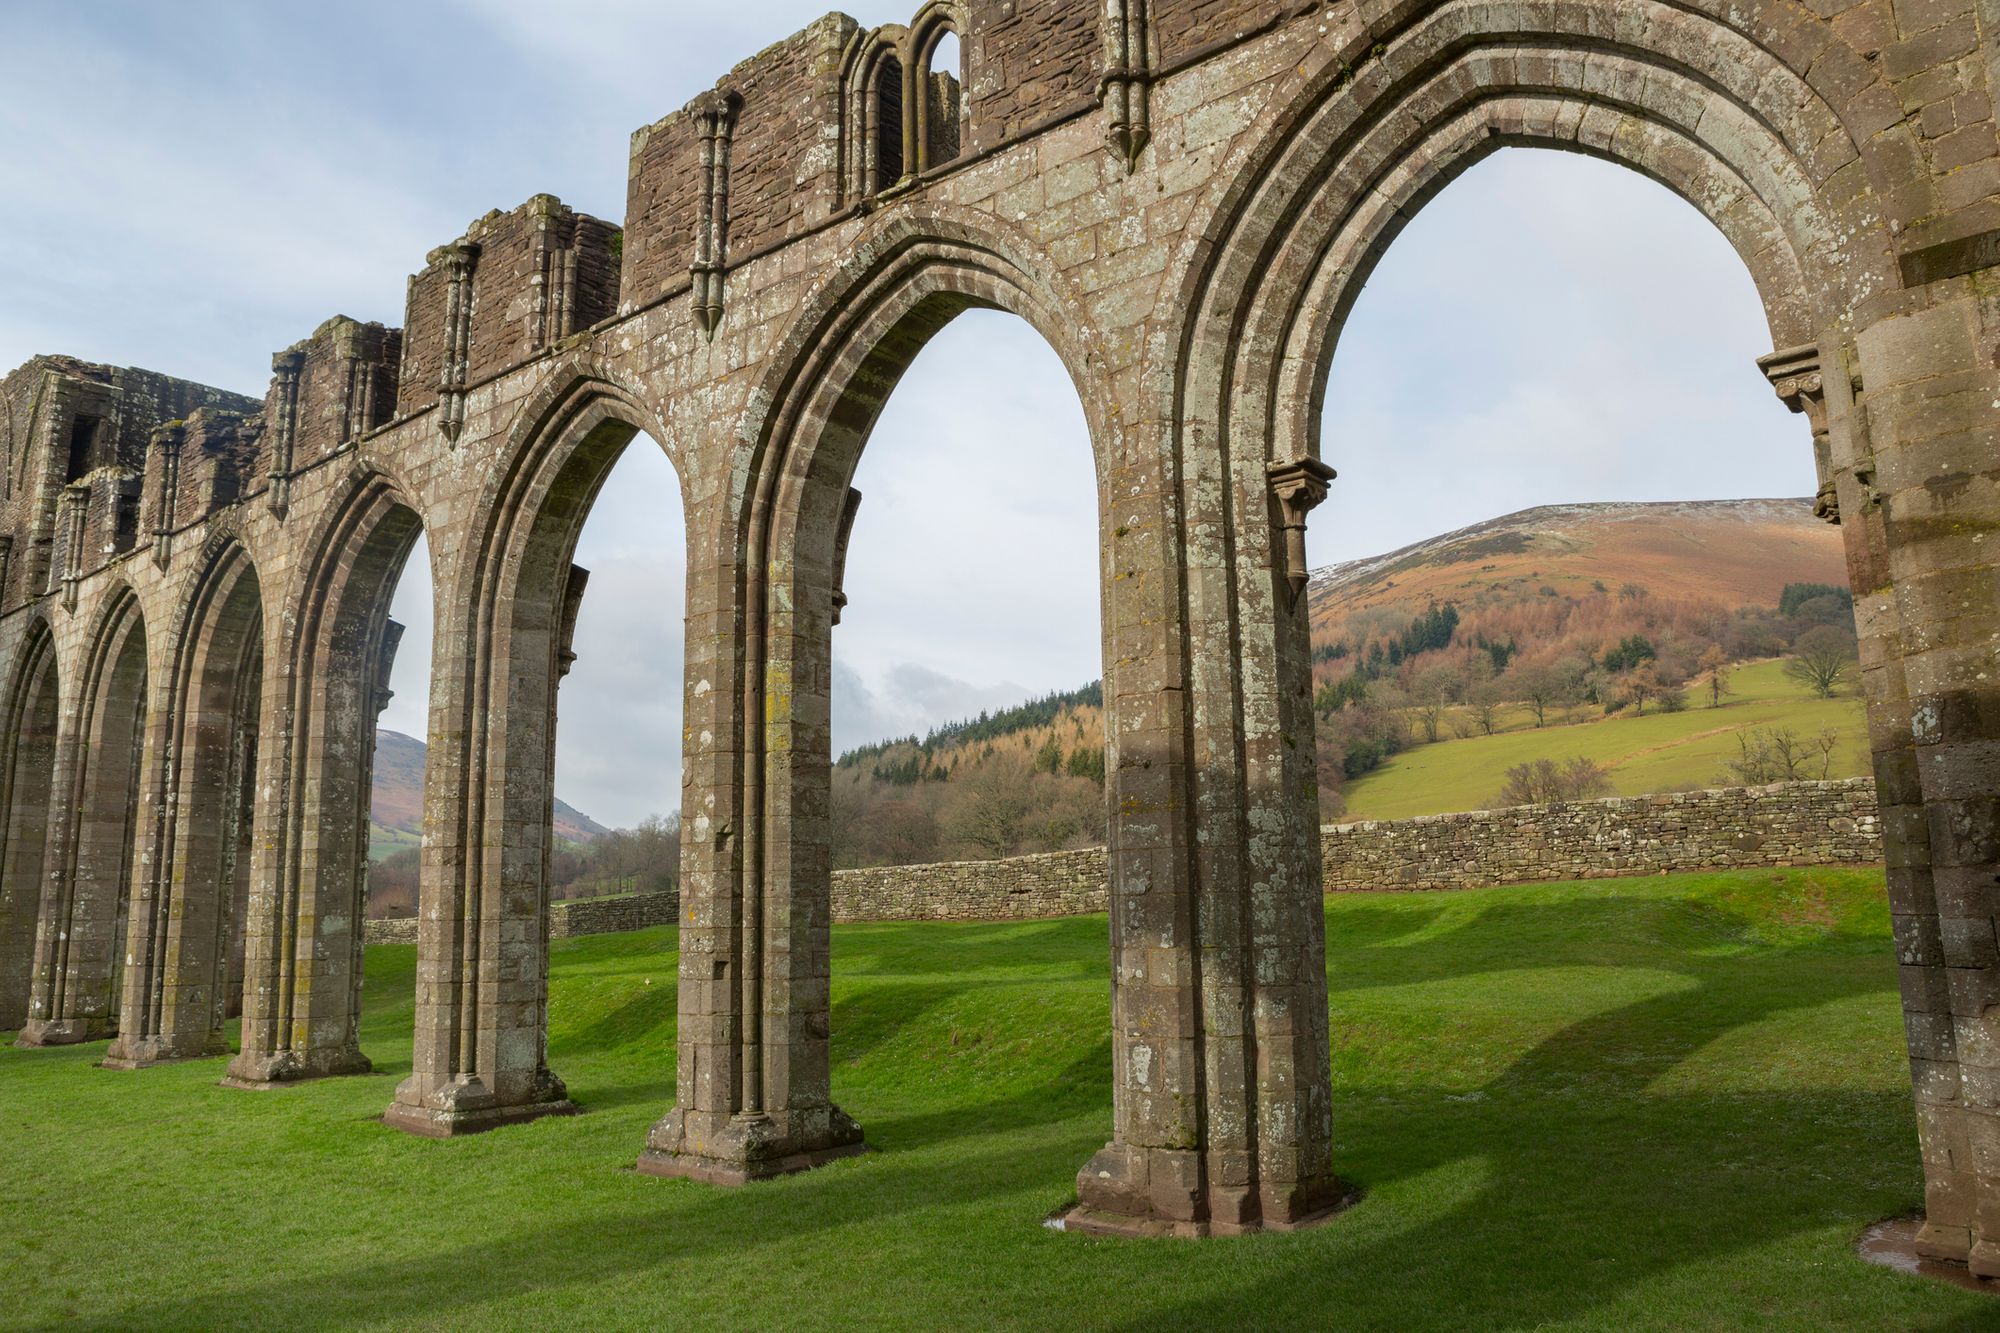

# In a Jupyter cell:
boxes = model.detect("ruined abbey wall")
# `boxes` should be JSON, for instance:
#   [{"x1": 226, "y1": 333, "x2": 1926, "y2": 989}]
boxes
[{"x1": 2, "y1": 0, "x2": 1995, "y2": 1250}]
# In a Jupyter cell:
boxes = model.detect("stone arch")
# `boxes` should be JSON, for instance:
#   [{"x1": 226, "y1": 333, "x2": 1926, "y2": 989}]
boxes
[
  {"x1": 107, "y1": 539, "x2": 265, "y2": 1066},
  {"x1": 1173, "y1": 0, "x2": 1903, "y2": 480},
  {"x1": 227, "y1": 465, "x2": 424, "y2": 1086},
  {"x1": 1075, "y1": 0, "x2": 1915, "y2": 1237},
  {"x1": 639, "y1": 212, "x2": 1133, "y2": 1185},
  {"x1": 385, "y1": 358, "x2": 678, "y2": 1135},
  {"x1": 0, "y1": 616, "x2": 60, "y2": 1030},
  {"x1": 19, "y1": 584, "x2": 148, "y2": 1045}
]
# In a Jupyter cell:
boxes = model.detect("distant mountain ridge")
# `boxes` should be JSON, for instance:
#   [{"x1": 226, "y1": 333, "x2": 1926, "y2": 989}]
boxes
[
  {"x1": 1307, "y1": 498, "x2": 1844, "y2": 639},
  {"x1": 370, "y1": 729, "x2": 608, "y2": 848}
]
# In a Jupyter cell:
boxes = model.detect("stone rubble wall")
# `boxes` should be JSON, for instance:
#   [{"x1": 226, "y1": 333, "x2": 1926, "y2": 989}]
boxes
[
  {"x1": 364, "y1": 890, "x2": 682, "y2": 945},
  {"x1": 832, "y1": 846, "x2": 1108, "y2": 922},
  {"x1": 1317, "y1": 778, "x2": 1882, "y2": 892},
  {"x1": 362, "y1": 779, "x2": 1882, "y2": 943}
]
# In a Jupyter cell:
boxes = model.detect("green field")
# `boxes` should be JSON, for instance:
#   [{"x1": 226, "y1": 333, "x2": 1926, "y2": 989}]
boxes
[
  {"x1": 1341, "y1": 660, "x2": 1870, "y2": 821},
  {"x1": 367, "y1": 821, "x2": 420, "y2": 863},
  {"x1": 0, "y1": 866, "x2": 1985, "y2": 1328}
]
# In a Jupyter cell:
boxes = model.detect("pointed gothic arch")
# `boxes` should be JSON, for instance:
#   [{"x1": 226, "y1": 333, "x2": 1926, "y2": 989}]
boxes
[
  {"x1": 0, "y1": 616, "x2": 60, "y2": 1031},
  {"x1": 18, "y1": 586, "x2": 148, "y2": 1045},
  {"x1": 383, "y1": 361, "x2": 682, "y2": 1135},
  {"x1": 226, "y1": 466, "x2": 424, "y2": 1086},
  {"x1": 106, "y1": 540, "x2": 265, "y2": 1066}
]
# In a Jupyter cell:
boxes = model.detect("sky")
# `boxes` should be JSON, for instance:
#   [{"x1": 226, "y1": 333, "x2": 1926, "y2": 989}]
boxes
[{"x1": 0, "y1": 4, "x2": 1817, "y2": 828}]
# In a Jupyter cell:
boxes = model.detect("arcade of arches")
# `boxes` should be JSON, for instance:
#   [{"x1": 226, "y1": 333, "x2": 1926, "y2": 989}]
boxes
[{"x1": 0, "y1": 0, "x2": 1996, "y2": 1256}]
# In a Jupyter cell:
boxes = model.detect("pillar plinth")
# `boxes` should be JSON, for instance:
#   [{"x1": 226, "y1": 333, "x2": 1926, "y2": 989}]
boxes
[
  {"x1": 637, "y1": 1105, "x2": 866, "y2": 1184},
  {"x1": 221, "y1": 1043, "x2": 372, "y2": 1089},
  {"x1": 15, "y1": 1016, "x2": 93, "y2": 1047},
  {"x1": 384, "y1": 1069, "x2": 577, "y2": 1137}
]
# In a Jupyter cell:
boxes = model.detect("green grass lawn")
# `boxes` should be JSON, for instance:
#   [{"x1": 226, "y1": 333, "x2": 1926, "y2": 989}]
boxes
[
  {"x1": 1, "y1": 867, "x2": 1986, "y2": 1329},
  {"x1": 1343, "y1": 660, "x2": 1870, "y2": 821}
]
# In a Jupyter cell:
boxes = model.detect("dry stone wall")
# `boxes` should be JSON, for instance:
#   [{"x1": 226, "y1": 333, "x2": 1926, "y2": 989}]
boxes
[
  {"x1": 364, "y1": 780, "x2": 1883, "y2": 943},
  {"x1": 1317, "y1": 779, "x2": 1882, "y2": 892},
  {"x1": 367, "y1": 890, "x2": 682, "y2": 945},
  {"x1": 832, "y1": 847, "x2": 1108, "y2": 921}
]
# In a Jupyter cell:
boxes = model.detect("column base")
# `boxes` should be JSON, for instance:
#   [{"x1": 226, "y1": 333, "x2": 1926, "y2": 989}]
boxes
[
  {"x1": 636, "y1": 1104, "x2": 867, "y2": 1185},
  {"x1": 1917, "y1": 1219, "x2": 1974, "y2": 1265},
  {"x1": 102, "y1": 1029, "x2": 227, "y2": 1069},
  {"x1": 220, "y1": 1044, "x2": 373, "y2": 1089},
  {"x1": 16, "y1": 1017, "x2": 92, "y2": 1047},
  {"x1": 1859, "y1": 1217, "x2": 2000, "y2": 1294},
  {"x1": 1063, "y1": 1140, "x2": 1357, "y2": 1237},
  {"x1": 383, "y1": 1068, "x2": 577, "y2": 1138}
]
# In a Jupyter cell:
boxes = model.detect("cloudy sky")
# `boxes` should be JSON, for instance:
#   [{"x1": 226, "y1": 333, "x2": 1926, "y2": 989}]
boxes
[{"x1": 1, "y1": 4, "x2": 1815, "y2": 828}]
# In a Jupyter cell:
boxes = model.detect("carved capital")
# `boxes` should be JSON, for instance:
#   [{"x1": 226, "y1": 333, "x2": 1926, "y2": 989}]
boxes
[
  {"x1": 429, "y1": 240, "x2": 481, "y2": 277},
  {"x1": 1757, "y1": 344, "x2": 1840, "y2": 526},
  {"x1": 374, "y1": 619, "x2": 405, "y2": 716},
  {"x1": 1267, "y1": 456, "x2": 1336, "y2": 610},
  {"x1": 557, "y1": 564, "x2": 590, "y2": 679},
  {"x1": 830, "y1": 487, "x2": 863, "y2": 626}
]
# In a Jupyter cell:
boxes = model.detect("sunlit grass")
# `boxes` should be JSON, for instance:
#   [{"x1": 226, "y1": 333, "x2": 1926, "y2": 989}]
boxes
[{"x1": 0, "y1": 866, "x2": 1980, "y2": 1330}]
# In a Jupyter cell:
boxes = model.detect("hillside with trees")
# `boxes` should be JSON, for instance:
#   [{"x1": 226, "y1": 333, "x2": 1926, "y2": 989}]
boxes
[{"x1": 374, "y1": 497, "x2": 1865, "y2": 894}]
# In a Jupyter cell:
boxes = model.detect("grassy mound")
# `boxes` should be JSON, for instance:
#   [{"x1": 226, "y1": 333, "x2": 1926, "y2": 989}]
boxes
[{"x1": 0, "y1": 867, "x2": 1982, "y2": 1329}]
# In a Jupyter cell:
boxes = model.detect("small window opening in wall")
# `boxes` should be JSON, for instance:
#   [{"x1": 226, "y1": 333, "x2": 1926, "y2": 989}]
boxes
[
  {"x1": 923, "y1": 31, "x2": 962, "y2": 168},
  {"x1": 66, "y1": 415, "x2": 102, "y2": 482},
  {"x1": 875, "y1": 53, "x2": 906, "y2": 191},
  {"x1": 112, "y1": 491, "x2": 139, "y2": 553}
]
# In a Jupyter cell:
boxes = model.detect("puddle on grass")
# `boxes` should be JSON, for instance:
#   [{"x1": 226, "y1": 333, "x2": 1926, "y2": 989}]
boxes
[{"x1": 1858, "y1": 1217, "x2": 2000, "y2": 1295}]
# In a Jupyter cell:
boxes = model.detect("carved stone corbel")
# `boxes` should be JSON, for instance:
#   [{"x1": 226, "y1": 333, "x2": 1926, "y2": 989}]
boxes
[
  {"x1": 374, "y1": 618, "x2": 405, "y2": 716},
  {"x1": 831, "y1": 487, "x2": 862, "y2": 625},
  {"x1": 58, "y1": 481, "x2": 88, "y2": 610},
  {"x1": 149, "y1": 420, "x2": 183, "y2": 568},
  {"x1": 557, "y1": 564, "x2": 590, "y2": 679},
  {"x1": 1099, "y1": 0, "x2": 1152, "y2": 172},
  {"x1": 690, "y1": 90, "x2": 743, "y2": 340},
  {"x1": 1267, "y1": 457, "x2": 1336, "y2": 610},
  {"x1": 268, "y1": 347, "x2": 305, "y2": 519},
  {"x1": 435, "y1": 242, "x2": 481, "y2": 442},
  {"x1": 1757, "y1": 344, "x2": 1840, "y2": 526}
]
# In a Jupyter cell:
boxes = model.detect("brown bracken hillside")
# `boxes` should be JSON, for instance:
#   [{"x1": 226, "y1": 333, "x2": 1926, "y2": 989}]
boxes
[{"x1": 1307, "y1": 497, "x2": 1843, "y2": 646}]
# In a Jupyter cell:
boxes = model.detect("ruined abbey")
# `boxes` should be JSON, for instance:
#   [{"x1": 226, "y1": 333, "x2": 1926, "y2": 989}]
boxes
[{"x1": 1, "y1": 0, "x2": 1997, "y2": 1252}]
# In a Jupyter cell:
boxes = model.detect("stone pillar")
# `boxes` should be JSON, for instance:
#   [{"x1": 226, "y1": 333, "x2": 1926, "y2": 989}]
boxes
[
  {"x1": 1062, "y1": 445, "x2": 1346, "y2": 1236},
  {"x1": 1852, "y1": 282, "x2": 2000, "y2": 1275},
  {"x1": 385, "y1": 566, "x2": 575, "y2": 1135},
  {"x1": 638, "y1": 474, "x2": 866, "y2": 1184},
  {"x1": 225, "y1": 619, "x2": 402, "y2": 1088}
]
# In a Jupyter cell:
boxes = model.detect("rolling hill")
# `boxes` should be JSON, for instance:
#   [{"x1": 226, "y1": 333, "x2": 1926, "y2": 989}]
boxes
[
  {"x1": 368, "y1": 729, "x2": 607, "y2": 861},
  {"x1": 1306, "y1": 497, "x2": 1845, "y2": 645}
]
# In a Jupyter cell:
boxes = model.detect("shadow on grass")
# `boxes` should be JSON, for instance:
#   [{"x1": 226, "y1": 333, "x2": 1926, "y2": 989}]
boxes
[{"x1": 40, "y1": 876, "x2": 1955, "y2": 1329}]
